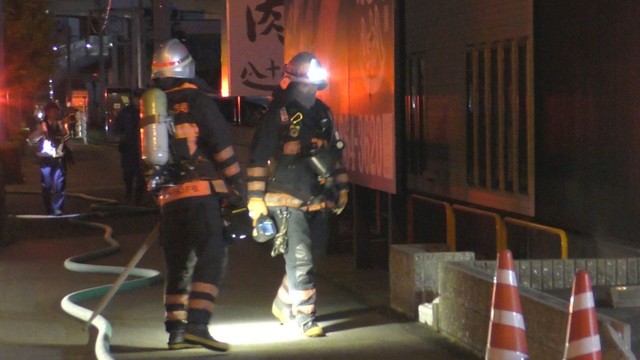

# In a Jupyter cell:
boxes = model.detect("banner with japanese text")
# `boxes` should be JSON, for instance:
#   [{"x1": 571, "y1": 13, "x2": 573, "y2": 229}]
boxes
[
  {"x1": 224, "y1": 0, "x2": 284, "y2": 96},
  {"x1": 284, "y1": 0, "x2": 396, "y2": 193}
]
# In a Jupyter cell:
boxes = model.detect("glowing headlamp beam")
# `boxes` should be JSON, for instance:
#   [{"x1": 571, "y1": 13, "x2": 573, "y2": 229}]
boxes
[{"x1": 307, "y1": 59, "x2": 328, "y2": 83}]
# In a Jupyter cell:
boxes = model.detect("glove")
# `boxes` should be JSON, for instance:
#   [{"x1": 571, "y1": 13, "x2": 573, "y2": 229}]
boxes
[
  {"x1": 247, "y1": 197, "x2": 268, "y2": 226},
  {"x1": 228, "y1": 178, "x2": 247, "y2": 208},
  {"x1": 333, "y1": 190, "x2": 349, "y2": 215}
]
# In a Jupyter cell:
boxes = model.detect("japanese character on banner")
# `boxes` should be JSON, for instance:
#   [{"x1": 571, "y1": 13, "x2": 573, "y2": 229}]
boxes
[
  {"x1": 240, "y1": 58, "x2": 282, "y2": 91},
  {"x1": 245, "y1": 0, "x2": 284, "y2": 44}
]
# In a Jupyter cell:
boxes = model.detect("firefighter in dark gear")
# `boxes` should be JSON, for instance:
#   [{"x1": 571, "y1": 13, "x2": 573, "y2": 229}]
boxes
[
  {"x1": 148, "y1": 39, "x2": 246, "y2": 352},
  {"x1": 64, "y1": 106, "x2": 78, "y2": 138},
  {"x1": 247, "y1": 52, "x2": 349, "y2": 338},
  {"x1": 113, "y1": 91, "x2": 145, "y2": 205},
  {"x1": 28, "y1": 101, "x2": 72, "y2": 216}
]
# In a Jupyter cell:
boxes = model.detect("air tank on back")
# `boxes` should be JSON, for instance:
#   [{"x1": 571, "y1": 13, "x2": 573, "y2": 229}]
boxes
[{"x1": 140, "y1": 88, "x2": 170, "y2": 167}]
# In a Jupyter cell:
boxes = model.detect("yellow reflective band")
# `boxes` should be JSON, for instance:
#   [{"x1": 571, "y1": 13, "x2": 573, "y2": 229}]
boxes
[
  {"x1": 247, "y1": 167, "x2": 268, "y2": 177},
  {"x1": 248, "y1": 181, "x2": 266, "y2": 192},
  {"x1": 214, "y1": 146, "x2": 235, "y2": 162},
  {"x1": 223, "y1": 162, "x2": 241, "y2": 177}
]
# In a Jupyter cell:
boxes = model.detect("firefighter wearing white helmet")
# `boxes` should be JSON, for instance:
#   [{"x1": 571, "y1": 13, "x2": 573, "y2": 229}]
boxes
[
  {"x1": 247, "y1": 51, "x2": 349, "y2": 337},
  {"x1": 150, "y1": 38, "x2": 196, "y2": 79},
  {"x1": 143, "y1": 38, "x2": 246, "y2": 352}
]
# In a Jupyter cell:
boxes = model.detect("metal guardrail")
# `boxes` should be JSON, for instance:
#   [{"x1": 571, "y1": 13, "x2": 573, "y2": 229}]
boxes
[
  {"x1": 504, "y1": 217, "x2": 568, "y2": 259},
  {"x1": 451, "y1": 204, "x2": 505, "y2": 260},
  {"x1": 407, "y1": 195, "x2": 455, "y2": 250},
  {"x1": 407, "y1": 195, "x2": 569, "y2": 260}
]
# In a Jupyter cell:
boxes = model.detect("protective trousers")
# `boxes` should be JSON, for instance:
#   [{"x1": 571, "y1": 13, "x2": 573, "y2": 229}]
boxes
[
  {"x1": 122, "y1": 164, "x2": 145, "y2": 204},
  {"x1": 271, "y1": 206, "x2": 325, "y2": 326},
  {"x1": 160, "y1": 195, "x2": 228, "y2": 333},
  {"x1": 40, "y1": 158, "x2": 66, "y2": 215}
]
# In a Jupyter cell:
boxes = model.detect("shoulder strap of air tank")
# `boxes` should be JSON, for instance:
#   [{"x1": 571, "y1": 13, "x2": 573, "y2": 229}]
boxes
[{"x1": 165, "y1": 83, "x2": 198, "y2": 93}]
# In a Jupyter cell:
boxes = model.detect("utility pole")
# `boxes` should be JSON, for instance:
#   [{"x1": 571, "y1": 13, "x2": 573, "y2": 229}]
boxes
[
  {"x1": 153, "y1": 0, "x2": 171, "y2": 51},
  {"x1": 66, "y1": 30, "x2": 72, "y2": 106},
  {"x1": 132, "y1": 0, "x2": 145, "y2": 89},
  {"x1": 0, "y1": 0, "x2": 5, "y2": 143},
  {"x1": 98, "y1": 20, "x2": 106, "y2": 128},
  {"x1": 92, "y1": 0, "x2": 110, "y2": 129},
  {"x1": 139, "y1": 0, "x2": 146, "y2": 87}
]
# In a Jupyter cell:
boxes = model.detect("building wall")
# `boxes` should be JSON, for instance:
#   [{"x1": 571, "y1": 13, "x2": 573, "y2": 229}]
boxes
[
  {"x1": 49, "y1": 0, "x2": 224, "y2": 18},
  {"x1": 535, "y1": 2, "x2": 640, "y2": 240},
  {"x1": 403, "y1": 0, "x2": 534, "y2": 214},
  {"x1": 176, "y1": 0, "x2": 224, "y2": 18},
  {"x1": 406, "y1": 1, "x2": 640, "y2": 245}
]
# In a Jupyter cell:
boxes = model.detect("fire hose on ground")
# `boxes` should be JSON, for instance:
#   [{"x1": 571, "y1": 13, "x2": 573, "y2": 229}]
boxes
[{"x1": 5, "y1": 190, "x2": 162, "y2": 360}]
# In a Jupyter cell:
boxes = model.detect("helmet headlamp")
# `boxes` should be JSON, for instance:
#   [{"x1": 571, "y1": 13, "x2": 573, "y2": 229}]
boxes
[{"x1": 306, "y1": 59, "x2": 328, "y2": 84}]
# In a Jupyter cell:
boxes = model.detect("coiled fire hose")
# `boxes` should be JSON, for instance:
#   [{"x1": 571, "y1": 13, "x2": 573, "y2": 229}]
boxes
[{"x1": 6, "y1": 190, "x2": 162, "y2": 360}]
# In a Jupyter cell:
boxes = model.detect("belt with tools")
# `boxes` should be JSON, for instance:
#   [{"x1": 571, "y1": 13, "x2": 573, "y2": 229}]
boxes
[
  {"x1": 157, "y1": 179, "x2": 227, "y2": 206},
  {"x1": 264, "y1": 192, "x2": 327, "y2": 212}
]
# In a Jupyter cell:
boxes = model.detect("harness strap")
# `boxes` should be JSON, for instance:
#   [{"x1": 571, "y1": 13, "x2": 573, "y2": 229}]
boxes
[
  {"x1": 157, "y1": 180, "x2": 227, "y2": 206},
  {"x1": 264, "y1": 192, "x2": 327, "y2": 212}
]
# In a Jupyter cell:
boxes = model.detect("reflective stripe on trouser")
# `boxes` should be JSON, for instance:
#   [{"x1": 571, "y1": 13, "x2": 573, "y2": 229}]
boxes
[
  {"x1": 188, "y1": 281, "x2": 220, "y2": 325},
  {"x1": 272, "y1": 275, "x2": 293, "y2": 321},
  {"x1": 164, "y1": 293, "x2": 188, "y2": 332},
  {"x1": 270, "y1": 206, "x2": 317, "y2": 326},
  {"x1": 275, "y1": 275, "x2": 292, "y2": 305},
  {"x1": 161, "y1": 195, "x2": 228, "y2": 330}
]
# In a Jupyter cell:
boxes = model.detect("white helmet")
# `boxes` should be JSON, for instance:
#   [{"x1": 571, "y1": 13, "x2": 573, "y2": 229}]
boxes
[
  {"x1": 151, "y1": 39, "x2": 195, "y2": 79},
  {"x1": 280, "y1": 52, "x2": 328, "y2": 90}
]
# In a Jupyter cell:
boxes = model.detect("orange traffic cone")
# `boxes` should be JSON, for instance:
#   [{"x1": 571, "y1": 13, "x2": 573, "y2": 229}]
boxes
[
  {"x1": 486, "y1": 249, "x2": 529, "y2": 360},
  {"x1": 564, "y1": 270, "x2": 602, "y2": 360}
]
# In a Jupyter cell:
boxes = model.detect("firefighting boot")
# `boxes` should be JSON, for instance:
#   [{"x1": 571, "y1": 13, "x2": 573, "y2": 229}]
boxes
[
  {"x1": 296, "y1": 314, "x2": 325, "y2": 337},
  {"x1": 271, "y1": 297, "x2": 294, "y2": 324},
  {"x1": 301, "y1": 320, "x2": 325, "y2": 337},
  {"x1": 166, "y1": 322, "x2": 200, "y2": 350},
  {"x1": 184, "y1": 323, "x2": 230, "y2": 352},
  {"x1": 168, "y1": 329, "x2": 201, "y2": 350}
]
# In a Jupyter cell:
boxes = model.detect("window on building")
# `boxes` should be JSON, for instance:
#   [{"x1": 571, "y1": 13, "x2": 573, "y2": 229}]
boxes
[
  {"x1": 406, "y1": 53, "x2": 427, "y2": 175},
  {"x1": 466, "y1": 37, "x2": 533, "y2": 196}
]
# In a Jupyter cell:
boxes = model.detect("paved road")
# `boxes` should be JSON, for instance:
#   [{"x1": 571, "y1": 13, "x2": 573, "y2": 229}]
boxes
[{"x1": 0, "y1": 136, "x2": 480, "y2": 360}]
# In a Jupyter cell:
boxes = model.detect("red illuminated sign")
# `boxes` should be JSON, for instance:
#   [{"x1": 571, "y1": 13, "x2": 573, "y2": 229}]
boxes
[{"x1": 284, "y1": 0, "x2": 396, "y2": 193}]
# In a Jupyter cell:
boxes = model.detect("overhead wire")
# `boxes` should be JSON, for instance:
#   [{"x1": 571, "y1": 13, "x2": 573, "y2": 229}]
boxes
[
  {"x1": 87, "y1": 0, "x2": 113, "y2": 35},
  {"x1": 101, "y1": 0, "x2": 113, "y2": 33}
]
